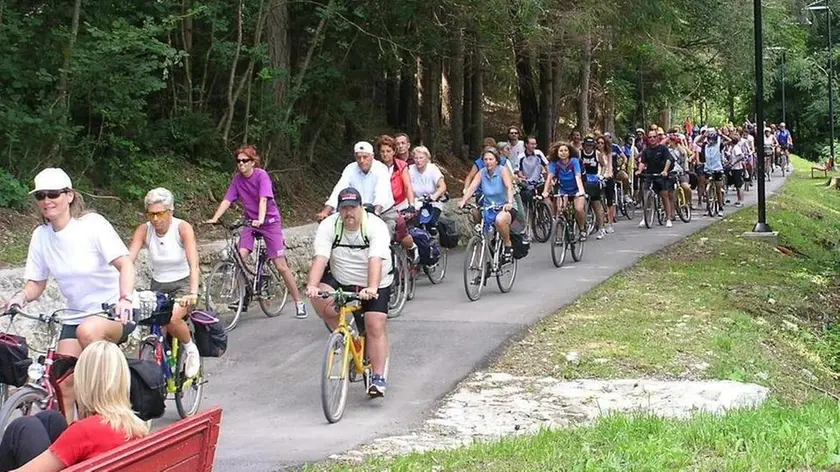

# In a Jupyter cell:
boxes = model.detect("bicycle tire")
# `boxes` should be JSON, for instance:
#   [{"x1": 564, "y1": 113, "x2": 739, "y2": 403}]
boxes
[
  {"x1": 205, "y1": 260, "x2": 246, "y2": 332},
  {"x1": 678, "y1": 189, "x2": 692, "y2": 223},
  {"x1": 655, "y1": 195, "x2": 665, "y2": 226},
  {"x1": 585, "y1": 206, "x2": 596, "y2": 236},
  {"x1": 0, "y1": 387, "x2": 47, "y2": 433},
  {"x1": 258, "y1": 264, "x2": 289, "y2": 317},
  {"x1": 424, "y1": 248, "x2": 447, "y2": 284},
  {"x1": 175, "y1": 344, "x2": 204, "y2": 418},
  {"x1": 532, "y1": 203, "x2": 552, "y2": 243},
  {"x1": 406, "y1": 262, "x2": 417, "y2": 301},
  {"x1": 551, "y1": 219, "x2": 568, "y2": 268},
  {"x1": 496, "y1": 247, "x2": 516, "y2": 294},
  {"x1": 463, "y1": 236, "x2": 485, "y2": 302},
  {"x1": 321, "y1": 331, "x2": 350, "y2": 423},
  {"x1": 388, "y1": 248, "x2": 408, "y2": 318},
  {"x1": 571, "y1": 219, "x2": 584, "y2": 262},
  {"x1": 705, "y1": 184, "x2": 715, "y2": 217},
  {"x1": 643, "y1": 191, "x2": 654, "y2": 229}
]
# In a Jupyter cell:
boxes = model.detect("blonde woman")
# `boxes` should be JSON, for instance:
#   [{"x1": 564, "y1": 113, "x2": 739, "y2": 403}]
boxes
[{"x1": 0, "y1": 341, "x2": 149, "y2": 471}]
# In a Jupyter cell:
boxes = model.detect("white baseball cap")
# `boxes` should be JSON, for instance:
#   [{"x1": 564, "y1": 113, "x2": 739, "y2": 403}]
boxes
[
  {"x1": 354, "y1": 141, "x2": 374, "y2": 155},
  {"x1": 30, "y1": 168, "x2": 73, "y2": 194}
]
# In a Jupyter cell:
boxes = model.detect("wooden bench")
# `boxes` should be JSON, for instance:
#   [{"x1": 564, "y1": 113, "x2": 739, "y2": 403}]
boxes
[
  {"x1": 65, "y1": 406, "x2": 222, "y2": 472},
  {"x1": 811, "y1": 156, "x2": 835, "y2": 178}
]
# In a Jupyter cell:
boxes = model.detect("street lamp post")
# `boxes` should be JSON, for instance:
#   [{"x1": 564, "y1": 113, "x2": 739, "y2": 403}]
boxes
[
  {"x1": 753, "y1": 0, "x2": 771, "y2": 233},
  {"x1": 805, "y1": 2, "x2": 835, "y2": 159}
]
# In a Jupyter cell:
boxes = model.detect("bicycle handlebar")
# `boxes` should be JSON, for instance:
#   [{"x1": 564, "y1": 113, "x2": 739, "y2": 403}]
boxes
[
  {"x1": 2, "y1": 305, "x2": 121, "y2": 325},
  {"x1": 315, "y1": 289, "x2": 378, "y2": 302}
]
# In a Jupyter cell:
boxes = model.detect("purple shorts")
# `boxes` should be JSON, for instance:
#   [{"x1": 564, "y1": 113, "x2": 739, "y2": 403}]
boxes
[{"x1": 239, "y1": 220, "x2": 286, "y2": 259}]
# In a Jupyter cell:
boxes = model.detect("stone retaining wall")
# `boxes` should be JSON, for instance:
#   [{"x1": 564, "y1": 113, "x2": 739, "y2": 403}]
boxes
[{"x1": 0, "y1": 201, "x2": 474, "y2": 345}]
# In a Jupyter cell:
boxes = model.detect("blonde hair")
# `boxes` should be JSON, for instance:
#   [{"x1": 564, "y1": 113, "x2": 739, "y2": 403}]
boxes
[
  {"x1": 75, "y1": 341, "x2": 150, "y2": 440},
  {"x1": 412, "y1": 145, "x2": 431, "y2": 162}
]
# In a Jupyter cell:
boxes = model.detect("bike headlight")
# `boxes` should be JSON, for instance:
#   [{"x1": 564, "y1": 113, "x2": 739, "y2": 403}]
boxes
[{"x1": 27, "y1": 363, "x2": 44, "y2": 381}]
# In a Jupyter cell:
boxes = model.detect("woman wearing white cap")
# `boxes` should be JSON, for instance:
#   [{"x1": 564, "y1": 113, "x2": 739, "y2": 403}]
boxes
[{"x1": 3, "y1": 168, "x2": 137, "y2": 420}]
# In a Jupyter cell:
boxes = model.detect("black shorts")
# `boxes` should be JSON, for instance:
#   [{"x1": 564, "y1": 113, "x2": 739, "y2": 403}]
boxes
[
  {"x1": 320, "y1": 273, "x2": 390, "y2": 315},
  {"x1": 603, "y1": 178, "x2": 616, "y2": 206},
  {"x1": 59, "y1": 321, "x2": 135, "y2": 344},
  {"x1": 729, "y1": 169, "x2": 744, "y2": 188},
  {"x1": 585, "y1": 181, "x2": 602, "y2": 201},
  {"x1": 643, "y1": 175, "x2": 671, "y2": 194},
  {"x1": 708, "y1": 171, "x2": 725, "y2": 182}
]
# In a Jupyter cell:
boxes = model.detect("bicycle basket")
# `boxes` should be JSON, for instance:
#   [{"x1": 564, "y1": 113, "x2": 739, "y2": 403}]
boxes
[
  {"x1": 190, "y1": 310, "x2": 228, "y2": 358},
  {"x1": 0, "y1": 333, "x2": 31, "y2": 387},
  {"x1": 137, "y1": 291, "x2": 174, "y2": 327}
]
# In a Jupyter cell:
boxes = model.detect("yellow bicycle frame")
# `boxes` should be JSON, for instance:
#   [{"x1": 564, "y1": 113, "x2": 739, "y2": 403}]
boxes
[{"x1": 327, "y1": 301, "x2": 366, "y2": 381}]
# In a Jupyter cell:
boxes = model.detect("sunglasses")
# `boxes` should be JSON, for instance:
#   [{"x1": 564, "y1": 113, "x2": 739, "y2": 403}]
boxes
[
  {"x1": 236, "y1": 158, "x2": 252, "y2": 164},
  {"x1": 146, "y1": 210, "x2": 170, "y2": 220},
  {"x1": 33, "y1": 190, "x2": 67, "y2": 201}
]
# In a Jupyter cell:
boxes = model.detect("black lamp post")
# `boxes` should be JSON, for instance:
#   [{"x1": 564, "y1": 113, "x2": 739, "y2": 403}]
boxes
[
  {"x1": 753, "y1": 0, "x2": 771, "y2": 233},
  {"x1": 805, "y1": 1, "x2": 835, "y2": 160}
]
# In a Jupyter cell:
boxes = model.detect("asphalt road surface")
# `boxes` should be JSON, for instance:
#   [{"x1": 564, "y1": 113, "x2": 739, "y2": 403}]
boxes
[{"x1": 160, "y1": 174, "x2": 788, "y2": 472}]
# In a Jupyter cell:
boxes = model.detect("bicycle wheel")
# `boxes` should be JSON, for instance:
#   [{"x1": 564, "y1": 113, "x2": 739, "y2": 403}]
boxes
[
  {"x1": 258, "y1": 264, "x2": 289, "y2": 317},
  {"x1": 585, "y1": 206, "x2": 596, "y2": 235},
  {"x1": 387, "y1": 248, "x2": 408, "y2": 318},
  {"x1": 533, "y1": 203, "x2": 552, "y2": 243},
  {"x1": 424, "y1": 248, "x2": 447, "y2": 284},
  {"x1": 551, "y1": 219, "x2": 568, "y2": 268},
  {"x1": 175, "y1": 344, "x2": 204, "y2": 418},
  {"x1": 678, "y1": 189, "x2": 692, "y2": 223},
  {"x1": 571, "y1": 219, "x2": 584, "y2": 262},
  {"x1": 0, "y1": 387, "x2": 47, "y2": 433},
  {"x1": 496, "y1": 251, "x2": 517, "y2": 293},
  {"x1": 205, "y1": 260, "x2": 246, "y2": 332},
  {"x1": 321, "y1": 331, "x2": 350, "y2": 423},
  {"x1": 705, "y1": 184, "x2": 715, "y2": 217},
  {"x1": 642, "y1": 191, "x2": 654, "y2": 228},
  {"x1": 655, "y1": 195, "x2": 665, "y2": 226},
  {"x1": 462, "y1": 236, "x2": 486, "y2": 301},
  {"x1": 406, "y1": 263, "x2": 417, "y2": 301}
]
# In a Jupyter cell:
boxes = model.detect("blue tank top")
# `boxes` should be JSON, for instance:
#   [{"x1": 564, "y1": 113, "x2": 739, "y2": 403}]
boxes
[{"x1": 480, "y1": 167, "x2": 506, "y2": 206}]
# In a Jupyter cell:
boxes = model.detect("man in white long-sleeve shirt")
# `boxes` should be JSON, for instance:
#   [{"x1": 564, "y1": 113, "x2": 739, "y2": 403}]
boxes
[{"x1": 317, "y1": 142, "x2": 396, "y2": 235}]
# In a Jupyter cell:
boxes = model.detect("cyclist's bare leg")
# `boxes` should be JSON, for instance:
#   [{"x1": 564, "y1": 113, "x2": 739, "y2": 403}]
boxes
[
  {"x1": 76, "y1": 318, "x2": 125, "y2": 348},
  {"x1": 364, "y1": 312, "x2": 388, "y2": 375},
  {"x1": 573, "y1": 196, "x2": 586, "y2": 229},
  {"x1": 592, "y1": 200, "x2": 605, "y2": 229},
  {"x1": 311, "y1": 282, "x2": 340, "y2": 330},
  {"x1": 56, "y1": 338, "x2": 82, "y2": 423},
  {"x1": 271, "y1": 256, "x2": 303, "y2": 302},
  {"x1": 697, "y1": 175, "x2": 707, "y2": 205},
  {"x1": 715, "y1": 180, "x2": 724, "y2": 207},
  {"x1": 165, "y1": 303, "x2": 192, "y2": 344},
  {"x1": 662, "y1": 190, "x2": 675, "y2": 219},
  {"x1": 680, "y1": 182, "x2": 692, "y2": 206},
  {"x1": 495, "y1": 211, "x2": 512, "y2": 247}
]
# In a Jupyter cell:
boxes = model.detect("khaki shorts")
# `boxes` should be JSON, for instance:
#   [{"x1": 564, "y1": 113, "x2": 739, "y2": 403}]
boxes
[{"x1": 151, "y1": 277, "x2": 191, "y2": 297}]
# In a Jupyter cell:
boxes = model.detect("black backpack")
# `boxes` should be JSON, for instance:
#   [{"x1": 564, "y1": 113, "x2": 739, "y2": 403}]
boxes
[
  {"x1": 510, "y1": 221, "x2": 530, "y2": 259},
  {"x1": 191, "y1": 311, "x2": 228, "y2": 358},
  {"x1": 0, "y1": 334, "x2": 31, "y2": 387},
  {"x1": 126, "y1": 359, "x2": 166, "y2": 420},
  {"x1": 436, "y1": 217, "x2": 460, "y2": 248}
]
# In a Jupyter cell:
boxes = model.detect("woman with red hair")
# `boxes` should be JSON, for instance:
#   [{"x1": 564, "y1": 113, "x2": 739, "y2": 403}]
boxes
[{"x1": 206, "y1": 145, "x2": 307, "y2": 318}]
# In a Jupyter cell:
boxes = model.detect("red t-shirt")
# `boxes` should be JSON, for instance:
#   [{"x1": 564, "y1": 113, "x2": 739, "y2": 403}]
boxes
[{"x1": 50, "y1": 415, "x2": 129, "y2": 466}]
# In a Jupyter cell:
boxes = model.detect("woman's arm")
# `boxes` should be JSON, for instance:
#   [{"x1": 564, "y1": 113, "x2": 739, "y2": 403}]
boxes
[
  {"x1": 4, "y1": 280, "x2": 47, "y2": 309},
  {"x1": 501, "y1": 167, "x2": 515, "y2": 205},
  {"x1": 207, "y1": 200, "x2": 232, "y2": 223},
  {"x1": 12, "y1": 449, "x2": 65, "y2": 472},
  {"x1": 432, "y1": 175, "x2": 447, "y2": 200},
  {"x1": 459, "y1": 171, "x2": 482, "y2": 203},
  {"x1": 575, "y1": 172, "x2": 586, "y2": 195},
  {"x1": 179, "y1": 222, "x2": 201, "y2": 299},
  {"x1": 111, "y1": 256, "x2": 135, "y2": 300},
  {"x1": 127, "y1": 224, "x2": 148, "y2": 263},
  {"x1": 253, "y1": 197, "x2": 267, "y2": 227}
]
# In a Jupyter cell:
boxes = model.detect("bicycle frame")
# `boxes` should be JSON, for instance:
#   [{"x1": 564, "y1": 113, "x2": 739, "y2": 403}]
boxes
[{"x1": 327, "y1": 294, "x2": 366, "y2": 379}]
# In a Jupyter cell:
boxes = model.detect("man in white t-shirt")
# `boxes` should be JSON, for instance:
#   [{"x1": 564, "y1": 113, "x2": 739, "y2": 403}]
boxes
[{"x1": 306, "y1": 187, "x2": 393, "y2": 397}]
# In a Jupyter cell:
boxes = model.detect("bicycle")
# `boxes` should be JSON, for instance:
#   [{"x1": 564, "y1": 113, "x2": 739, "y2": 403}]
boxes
[
  {"x1": 520, "y1": 181, "x2": 552, "y2": 243},
  {"x1": 318, "y1": 289, "x2": 389, "y2": 424},
  {"x1": 135, "y1": 291, "x2": 206, "y2": 419},
  {"x1": 671, "y1": 172, "x2": 692, "y2": 223},
  {"x1": 460, "y1": 203, "x2": 517, "y2": 302},
  {"x1": 0, "y1": 305, "x2": 123, "y2": 432},
  {"x1": 639, "y1": 173, "x2": 665, "y2": 229},
  {"x1": 704, "y1": 172, "x2": 725, "y2": 217},
  {"x1": 549, "y1": 194, "x2": 585, "y2": 268},
  {"x1": 205, "y1": 219, "x2": 289, "y2": 332},
  {"x1": 413, "y1": 195, "x2": 449, "y2": 285},
  {"x1": 387, "y1": 209, "x2": 415, "y2": 319},
  {"x1": 613, "y1": 178, "x2": 636, "y2": 220}
]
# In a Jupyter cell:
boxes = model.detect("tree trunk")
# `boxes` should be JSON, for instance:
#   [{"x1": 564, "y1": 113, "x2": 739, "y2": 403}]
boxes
[
  {"x1": 469, "y1": 50, "x2": 484, "y2": 157},
  {"x1": 463, "y1": 51, "x2": 473, "y2": 154},
  {"x1": 605, "y1": 91, "x2": 616, "y2": 135},
  {"x1": 514, "y1": 38, "x2": 538, "y2": 135},
  {"x1": 267, "y1": 0, "x2": 290, "y2": 106},
  {"x1": 386, "y1": 69, "x2": 400, "y2": 127},
  {"x1": 727, "y1": 82, "x2": 736, "y2": 124},
  {"x1": 551, "y1": 54, "x2": 564, "y2": 142},
  {"x1": 181, "y1": 0, "x2": 194, "y2": 111},
  {"x1": 420, "y1": 56, "x2": 442, "y2": 152},
  {"x1": 55, "y1": 0, "x2": 82, "y2": 113},
  {"x1": 449, "y1": 30, "x2": 465, "y2": 158},
  {"x1": 398, "y1": 57, "x2": 419, "y2": 138},
  {"x1": 537, "y1": 52, "x2": 553, "y2": 149},
  {"x1": 577, "y1": 34, "x2": 592, "y2": 134},
  {"x1": 282, "y1": 0, "x2": 333, "y2": 125}
]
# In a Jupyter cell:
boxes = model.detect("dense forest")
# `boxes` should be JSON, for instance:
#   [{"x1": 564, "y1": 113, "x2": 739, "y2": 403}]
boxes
[{"x1": 0, "y1": 0, "x2": 834, "y2": 213}]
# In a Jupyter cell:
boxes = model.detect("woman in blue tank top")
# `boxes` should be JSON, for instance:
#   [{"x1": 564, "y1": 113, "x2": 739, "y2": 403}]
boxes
[{"x1": 459, "y1": 148, "x2": 517, "y2": 259}]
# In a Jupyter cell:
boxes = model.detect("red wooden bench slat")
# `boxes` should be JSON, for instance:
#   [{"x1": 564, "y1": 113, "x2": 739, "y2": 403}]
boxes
[{"x1": 64, "y1": 406, "x2": 222, "y2": 472}]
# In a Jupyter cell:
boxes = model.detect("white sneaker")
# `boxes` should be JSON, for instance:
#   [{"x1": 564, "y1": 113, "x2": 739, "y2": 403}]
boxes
[
  {"x1": 184, "y1": 343, "x2": 201, "y2": 378},
  {"x1": 666, "y1": 220, "x2": 673, "y2": 228},
  {"x1": 605, "y1": 225, "x2": 615, "y2": 234},
  {"x1": 638, "y1": 219, "x2": 647, "y2": 228},
  {"x1": 596, "y1": 229, "x2": 606, "y2": 240}
]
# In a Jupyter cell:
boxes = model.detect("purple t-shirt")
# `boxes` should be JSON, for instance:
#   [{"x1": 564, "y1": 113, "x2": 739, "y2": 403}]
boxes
[{"x1": 224, "y1": 169, "x2": 281, "y2": 222}]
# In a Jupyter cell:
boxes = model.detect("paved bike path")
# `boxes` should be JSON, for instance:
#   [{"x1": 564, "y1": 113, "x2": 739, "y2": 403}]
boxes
[{"x1": 174, "y1": 176, "x2": 788, "y2": 471}]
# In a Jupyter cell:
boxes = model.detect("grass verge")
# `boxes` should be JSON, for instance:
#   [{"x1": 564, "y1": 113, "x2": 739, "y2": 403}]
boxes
[{"x1": 321, "y1": 157, "x2": 840, "y2": 471}]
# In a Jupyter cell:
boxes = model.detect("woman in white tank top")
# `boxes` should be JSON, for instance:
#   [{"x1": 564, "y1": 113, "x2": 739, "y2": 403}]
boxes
[{"x1": 128, "y1": 188, "x2": 201, "y2": 378}]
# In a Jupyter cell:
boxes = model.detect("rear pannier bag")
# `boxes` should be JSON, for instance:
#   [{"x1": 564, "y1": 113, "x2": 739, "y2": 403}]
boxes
[
  {"x1": 436, "y1": 217, "x2": 460, "y2": 248},
  {"x1": 127, "y1": 358, "x2": 166, "y2": 420},
  {"x1": 191, "y1": 311, "x2": 228, "y2": 358},
  {"x1": 0, "y1": 334, "x2": 31, "y2": 387}
]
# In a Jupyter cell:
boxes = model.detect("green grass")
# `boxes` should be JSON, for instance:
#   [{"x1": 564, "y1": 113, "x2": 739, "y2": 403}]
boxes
[
  {"x1": 317, "y1": 157, "x2": 840, "y2": 471},
  {"x1": 320, "y1": 399, "x2": 840, "y2": 471}
]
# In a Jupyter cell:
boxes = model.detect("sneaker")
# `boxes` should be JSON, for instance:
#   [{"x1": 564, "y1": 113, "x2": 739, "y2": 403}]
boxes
[
  {"x1": 666, "y1": 220, "x2": 673, "y2": 228},
  {"x1": 503, "y1": 246, "x2": 514, "y2": 263},
  {"x1": 734, "y1": 201, "x2": 743, "y2": 207},
  {"x1": 295, "y1": 302, "x2": 308, "y2": 319},
  {"x1": 717, "y1": 211, "x2": 725, "y2": 218},
  {"x1": 368, "y1": 374, "x2": 387, "y2": 397},
  {"x1": 408, "y1": 246, "x2": 419, "y2": 264},
  {"x1": 605, "y1": 225, "x2": 615, "y2": 234},
  {"x1": 184, "y1": 343, "x2": 201, "y2": 378},
  {"x1": 595, "y1": 229, "x2": 605, "y2": 240},
  {"x1": 638, "y1": 219, "x2": 647, "y2": 228}
]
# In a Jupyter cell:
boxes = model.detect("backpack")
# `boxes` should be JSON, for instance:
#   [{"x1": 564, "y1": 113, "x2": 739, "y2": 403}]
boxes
[
  {"x1": 509, "y1": 221, "x2": 530, "y2": 259},
  {"x1": 127, "y1": 358, "x2": 166, "y2": 420},
  {"x1": 436, "y1": 217, "x2": 460, "y2": 248},
  {"x1": 191, "y1": 311, "x2": 228, "y2": 358},
  {"x1": 410, "y1": 227, "x2": 440, "y2": 266},
  {"x1": 332, "y1": 212, "x2": 370, "y2": 249},
  {"x1": 0, "y1": 334, "x2": 31, "y2": 387}
]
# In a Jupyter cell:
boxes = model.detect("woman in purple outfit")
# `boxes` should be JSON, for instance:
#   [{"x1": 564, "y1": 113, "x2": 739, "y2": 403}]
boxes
[{"x1": 206, "y1": 145, "x2": 307, "y2": 318}]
